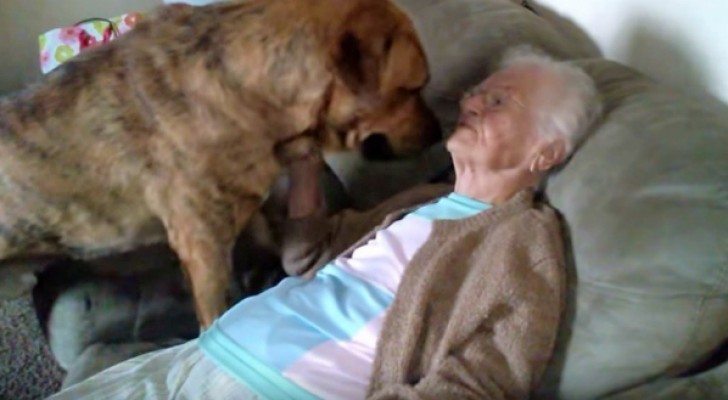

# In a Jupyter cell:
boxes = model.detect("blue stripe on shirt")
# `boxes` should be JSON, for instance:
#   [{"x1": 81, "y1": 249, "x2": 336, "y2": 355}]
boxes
[
  {"x1": 200, "y1": 323, "x2": 319, "y2": 400},
  {"x1": 411, "y1": 192, "x2": 491, "y2": 220},
  {"x1": 215, "y1": 266, "x2": 394, "y2": 371}
]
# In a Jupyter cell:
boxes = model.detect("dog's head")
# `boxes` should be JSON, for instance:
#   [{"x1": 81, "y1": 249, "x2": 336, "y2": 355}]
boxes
[{"x1": 322, "y1": 1, "x2": 441, "y2": 160}]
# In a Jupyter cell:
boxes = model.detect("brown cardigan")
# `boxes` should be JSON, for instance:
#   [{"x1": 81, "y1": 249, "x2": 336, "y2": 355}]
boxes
[{"x1": 282, "y1": 184, "x2": 566, "y2": 399}]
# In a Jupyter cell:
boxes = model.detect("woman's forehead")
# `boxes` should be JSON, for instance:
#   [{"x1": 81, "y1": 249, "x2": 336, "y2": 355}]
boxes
[
  {"x1": 481, "y1": 67, "x2": 537, "y2": 89},
  {"x1": 476, "y1": 66, "x2": 558, "y2": 106}
]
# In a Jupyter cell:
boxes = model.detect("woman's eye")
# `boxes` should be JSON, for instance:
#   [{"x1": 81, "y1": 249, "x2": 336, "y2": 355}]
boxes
[{"x1": 486, "y1": 92, "x2": 506, "y2": 107}]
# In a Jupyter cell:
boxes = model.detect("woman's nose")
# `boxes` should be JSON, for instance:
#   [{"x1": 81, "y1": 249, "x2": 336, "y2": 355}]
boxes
[{"x1": 462, "y1": 95, "x2": 483, "y2": 117}]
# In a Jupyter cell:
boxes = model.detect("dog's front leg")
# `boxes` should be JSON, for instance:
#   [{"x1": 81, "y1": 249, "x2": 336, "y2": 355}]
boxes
[
  {"x1": 151, "y1": 187, "x2": 257, "y2": 329},
  {"x1": 169, "y1": 225, "x2": 234, "y2": 329}
]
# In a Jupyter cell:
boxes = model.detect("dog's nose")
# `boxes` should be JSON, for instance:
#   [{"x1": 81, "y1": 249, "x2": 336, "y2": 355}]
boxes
[
  {"x1": 429, "y1": 117, "x2": 443, "y2": 142},
  {"x1": 361, "y1": 133, "x2": 394, "y2": 161}
]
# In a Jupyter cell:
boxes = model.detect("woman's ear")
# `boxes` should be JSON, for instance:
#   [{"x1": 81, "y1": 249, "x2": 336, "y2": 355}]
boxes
[{"x1": 535, "y1": 137, "x2": 567, "y2": 172}]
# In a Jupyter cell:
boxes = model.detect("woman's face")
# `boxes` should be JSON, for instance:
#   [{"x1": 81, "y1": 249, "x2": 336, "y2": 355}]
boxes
[{"x1": 446, "y1": 66, "x2": 551, "y2": 172}]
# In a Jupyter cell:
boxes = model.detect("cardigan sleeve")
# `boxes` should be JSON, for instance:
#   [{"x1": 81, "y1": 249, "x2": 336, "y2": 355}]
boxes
[
  {"x1": 368, "y1": 259, "x2": 564, "y2": 400},
  {"x1": 368, "y1": 210, "x2": 566, "y2": 400},
  {"x1": 281, "y1": 183, "x2": 453, "y2": 276}
]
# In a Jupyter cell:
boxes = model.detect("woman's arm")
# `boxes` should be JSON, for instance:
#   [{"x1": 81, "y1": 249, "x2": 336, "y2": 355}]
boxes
[
  {"x1": 369, "y1": 212, "x2": 566, "y2": 399},
  {"x1": 282, "y1": 154, "x2": 452, "y2": 276},
  {"x1": 370, "y1": 259, "x2": 564, "y2": 400},
  {"x1": 282, "y1": 152, "x2": 344, "y2": 276}
]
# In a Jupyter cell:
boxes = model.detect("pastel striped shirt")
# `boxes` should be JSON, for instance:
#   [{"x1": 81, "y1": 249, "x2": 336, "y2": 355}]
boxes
[{"x1": 199, "y1": 192, "x2": 490, "y2": 399}]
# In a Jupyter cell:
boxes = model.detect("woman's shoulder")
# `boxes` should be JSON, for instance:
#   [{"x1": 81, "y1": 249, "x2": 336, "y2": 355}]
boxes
[
  {"x1": 490, "y1": 194, "x2": 564, "y2": 251},
  {"x1": 509, "y1": 200, "x2": 561, "y2": 233}
]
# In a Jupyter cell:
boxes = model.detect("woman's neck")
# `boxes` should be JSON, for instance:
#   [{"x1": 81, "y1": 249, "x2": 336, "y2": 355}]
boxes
[{"x1": 453, "y1": 162, "x2": 540, "y2": 204}]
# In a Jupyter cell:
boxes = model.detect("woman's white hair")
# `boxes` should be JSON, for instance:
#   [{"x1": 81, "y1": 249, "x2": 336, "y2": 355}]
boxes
[{"x1": 499, "y1": 45, "x2": 602, "y2": 154}]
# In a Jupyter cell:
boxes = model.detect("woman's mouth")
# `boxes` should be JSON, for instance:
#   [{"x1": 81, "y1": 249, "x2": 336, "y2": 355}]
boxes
[{"x1": 457, "y1": 118, "x2": 475, "y2": 132}]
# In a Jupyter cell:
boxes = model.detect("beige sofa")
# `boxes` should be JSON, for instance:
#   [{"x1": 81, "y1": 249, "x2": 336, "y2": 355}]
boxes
[{"x1": 40, "y1": 0, "x2": 728, "y2": 398}]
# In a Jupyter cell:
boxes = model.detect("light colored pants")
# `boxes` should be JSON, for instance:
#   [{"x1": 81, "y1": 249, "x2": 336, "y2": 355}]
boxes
[{"x1": 47, "y1": 339, "x2": 260, "y2": 400}]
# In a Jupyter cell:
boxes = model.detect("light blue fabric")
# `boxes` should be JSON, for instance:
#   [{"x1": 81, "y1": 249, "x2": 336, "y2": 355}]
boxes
[
  {"x1": 411, "y1": 192, "x2": 491, "y2": 220},
  {"x1": 212, "y1": 267, "x2": 394, "y2": 371},
  {"x1": 199, "y1": 192, "x2": 490, "y2": 399}
]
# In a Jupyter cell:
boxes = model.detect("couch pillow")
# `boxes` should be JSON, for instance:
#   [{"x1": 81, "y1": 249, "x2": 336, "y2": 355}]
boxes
[
  {"x1": 327, "y1": 0, "x2": 597, "y2": 209},
  {"x1": 541, "y1": 59, "x2": 728, "y2": 399}
]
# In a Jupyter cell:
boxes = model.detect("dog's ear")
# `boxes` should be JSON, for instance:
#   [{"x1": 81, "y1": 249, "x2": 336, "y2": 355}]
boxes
[
  {"x1": 331, "y1": 11, "x2": 427, "y2": 95},
  {"x1": 333, "y1": 32, "x2": 367, "y2": 90},
  {"x1": 380, "y1": 32, "x2": 428, "y2": 93},
  {"x1": 332, "y1": 28, "x2": 383, "y2": 92},
  {"x1": 331, "y1": 4, "x2": 403, "y2": 93}
]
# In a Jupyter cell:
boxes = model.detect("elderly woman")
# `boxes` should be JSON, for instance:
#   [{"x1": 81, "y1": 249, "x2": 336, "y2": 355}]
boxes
[{"x1": 48, "y1": 46, "x2": 601, "y2": 400}]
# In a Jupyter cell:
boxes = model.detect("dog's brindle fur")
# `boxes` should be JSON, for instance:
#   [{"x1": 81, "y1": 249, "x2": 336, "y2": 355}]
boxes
[{"x1": 0, "y1": 0, "x2": 439, "y2": 327}]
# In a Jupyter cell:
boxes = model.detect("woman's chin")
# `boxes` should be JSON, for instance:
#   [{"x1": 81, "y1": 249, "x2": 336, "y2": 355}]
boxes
[{"x1": 445, "y1": 135, "x2": 472, "y2": 155}]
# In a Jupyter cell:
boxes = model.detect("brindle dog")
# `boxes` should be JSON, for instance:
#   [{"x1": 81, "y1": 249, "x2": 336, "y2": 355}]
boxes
[{"x1": 0, "y1": 0, "x2": 440, "y2": 328}]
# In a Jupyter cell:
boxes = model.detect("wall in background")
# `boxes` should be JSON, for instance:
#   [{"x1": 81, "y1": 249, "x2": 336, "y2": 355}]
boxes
[
  {"x1": 0, "y1": 0, "x2": 161, "y2": 95},
  {"x1": 532, "y1": 0, "x2": 728, "y2": 104},
  {"x1": 3, "y1": 0, "x2": 726, "y2": 104}
]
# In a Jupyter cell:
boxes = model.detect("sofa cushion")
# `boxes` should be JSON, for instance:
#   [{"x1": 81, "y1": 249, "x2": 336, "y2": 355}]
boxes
[
  {"x1": 541, "y1": 59, "x2": 728, "y2": 399},
  {"x1": 327, "y1": 0, "x2": 597, "y2": 209}
]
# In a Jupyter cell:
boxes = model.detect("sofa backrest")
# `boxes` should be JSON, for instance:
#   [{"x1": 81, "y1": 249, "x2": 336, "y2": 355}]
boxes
[{"x1": 541, "y1": 59, "x2": 728, "y2": 399}]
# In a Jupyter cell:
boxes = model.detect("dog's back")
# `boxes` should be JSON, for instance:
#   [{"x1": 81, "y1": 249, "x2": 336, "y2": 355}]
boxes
[
  {"x1": 0, "y1": 39, "x2": 164, "y2": 260},
  {"x1": 0, "y1": 117, "x2": 162, "y2": 261},
  {"x1": 0, "y1": 0, "x2": 342, "y2": 261}
]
